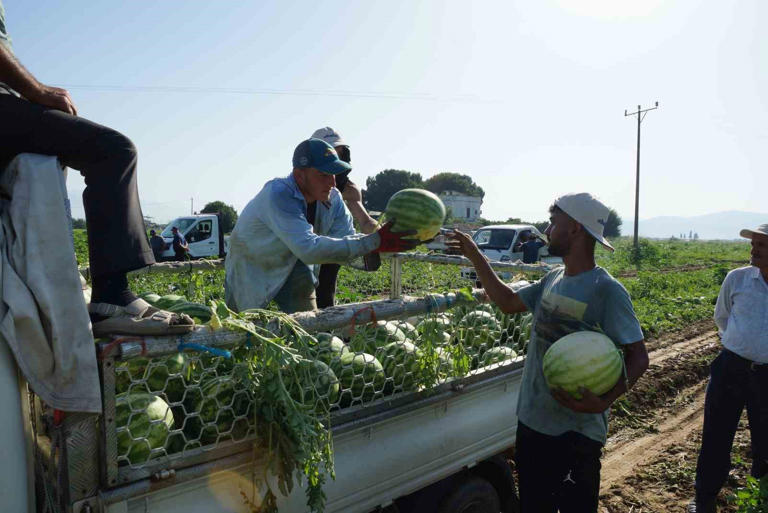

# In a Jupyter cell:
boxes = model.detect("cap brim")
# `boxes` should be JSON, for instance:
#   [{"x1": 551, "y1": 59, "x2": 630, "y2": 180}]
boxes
[
  {"x1": 315, "y1": 159, "x2": 352, "y2": 175},
  {"x1": 582, "y1": 225, "x2": 614, "y2": 252}
]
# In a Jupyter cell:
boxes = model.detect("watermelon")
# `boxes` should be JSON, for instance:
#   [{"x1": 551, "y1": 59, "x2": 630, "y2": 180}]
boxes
[
  {"x1": 393, "y1": 321, "x2": 418, "y2": 340},
  {"x1": 459, "y1": 310, "x2": 502, "y2": 330},
  {"x1": 287, "y1": 359, "x2": 340, "y2": 413},
  {"x1": 167, "y1": 302, "x2": 212, "y2": 322},
  {"x1": 416, "y1": 315, "x2": 452, "y2": 336},
  {"x1": 312, "y1": 333, "x2": 350, "y2": 366},
  {"x1": 154, "y1": 294, "x2": 188, "y2": 310},
  {"x1": 187, "y1": 376, "x2": 253, "y2": 445},
  {"x1": 349, "y1": 321, "x2": 406, "y2": 354},
  {"x1": 376, "y1": 341, "x2": 423, "y2": 393},
  {"x1": 542, "y1": 331, "x2": 623, "y2": 399},
  {"x1": 480, "y1": 346, "x2": 517, "y2": 367},
  {"x1": 434, "y1": 346, "x2": 456, "y2": 378},
  {"x1": 116, "y1": 392, "x2": 175, "y2": 465},
  {"x1": 140, "y1": 292, "x2": 162, "y2": 305},
  {"x1": 330, "y1": 352, "x2": 386, "y2": 407},
  {"x1": 382, "y1": 188, "x2": 446, "y2": 241}
]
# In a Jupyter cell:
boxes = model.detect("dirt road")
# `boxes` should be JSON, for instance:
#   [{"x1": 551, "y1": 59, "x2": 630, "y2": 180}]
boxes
[{"x1": 598, "y1": 322, "x2": 755, "y2": 512}]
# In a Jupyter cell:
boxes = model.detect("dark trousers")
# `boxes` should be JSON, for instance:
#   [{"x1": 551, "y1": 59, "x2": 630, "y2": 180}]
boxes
[
  {"x1": 514, "y1": 421, "x2": 603, "y2": 513},
  {"x1": 0, "y1": 94, "x2": 154, "y2": 278},
  {"x1": 695, "y1": 349, "x2": 768, "y2": 506},
  {"x1": 316, "y1": 263, "x2": 340, "y2": 309}
]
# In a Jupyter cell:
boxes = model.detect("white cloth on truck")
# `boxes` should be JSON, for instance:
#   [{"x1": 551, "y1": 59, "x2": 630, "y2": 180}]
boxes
[{"x1": 0, "y1": 153, "x2": 101, "y2": 413}]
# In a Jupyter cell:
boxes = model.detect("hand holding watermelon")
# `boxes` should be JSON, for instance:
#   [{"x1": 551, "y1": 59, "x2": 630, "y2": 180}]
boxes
[
  {"x1": 550, "y1": 386, "x2": 612, "y2": 414},
  {"x1": 374, "y1": 221, "x2": 420, "y2": 253}
]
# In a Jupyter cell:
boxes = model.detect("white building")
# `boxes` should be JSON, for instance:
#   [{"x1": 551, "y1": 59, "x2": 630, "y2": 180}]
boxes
[{"x1": 439, "y1": 190, "x2": 483, "y2": 221}]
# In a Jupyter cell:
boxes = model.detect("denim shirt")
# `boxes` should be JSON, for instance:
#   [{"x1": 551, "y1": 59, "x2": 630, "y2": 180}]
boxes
[{"x1": 224, "y1": 174, "x2": 379, "y2": 311}]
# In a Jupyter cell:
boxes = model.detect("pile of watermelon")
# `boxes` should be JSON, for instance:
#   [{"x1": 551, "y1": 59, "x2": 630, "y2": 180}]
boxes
[{"x1": 113, "y1": 299, "x2": 532, "y2": 464}]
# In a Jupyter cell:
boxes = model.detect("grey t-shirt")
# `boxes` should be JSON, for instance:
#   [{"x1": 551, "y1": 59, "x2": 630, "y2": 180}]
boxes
[{"x1": 516, "y1": 266, "x2": 643, "y2": 445}]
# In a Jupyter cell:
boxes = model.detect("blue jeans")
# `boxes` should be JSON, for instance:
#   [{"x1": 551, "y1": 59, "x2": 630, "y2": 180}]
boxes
[
  {"x1": 695, "y1": 349, "x2": 768, "y2": 506},
  {"x1": 273, "y1": 261, "x2": 317, "y2": 313}
]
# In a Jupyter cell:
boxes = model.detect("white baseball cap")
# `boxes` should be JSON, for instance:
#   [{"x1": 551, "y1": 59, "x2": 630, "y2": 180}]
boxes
[
  {"x1": 554, "y1": 192, "x2": 615, "y2": 252},
  {"x1": 740, "y1": 224, "x2": 768, "y2": 239},
  {"x1": 311, "y1": 126, "x2": 346, "y2": 148}
]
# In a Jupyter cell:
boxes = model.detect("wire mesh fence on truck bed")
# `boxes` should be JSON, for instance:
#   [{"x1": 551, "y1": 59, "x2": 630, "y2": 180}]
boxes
[{"x1": 36, "y1": 253, "x2": 550, "y2": 512}]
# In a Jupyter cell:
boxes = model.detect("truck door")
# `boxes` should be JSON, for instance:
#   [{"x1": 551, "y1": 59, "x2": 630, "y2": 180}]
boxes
[{"x1": 184, "y1": 219, "x2": 216, "y2": 257}]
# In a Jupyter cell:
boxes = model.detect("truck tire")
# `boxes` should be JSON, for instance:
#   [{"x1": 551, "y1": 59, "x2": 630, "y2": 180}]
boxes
[{"x1": 436, "y1": 476, "x2": 500, "y2": 513}]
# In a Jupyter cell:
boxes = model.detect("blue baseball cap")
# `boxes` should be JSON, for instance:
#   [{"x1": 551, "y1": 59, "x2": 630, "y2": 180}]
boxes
[{"x1": 292, "y1": 138, "x2": 352, "y2": 175}]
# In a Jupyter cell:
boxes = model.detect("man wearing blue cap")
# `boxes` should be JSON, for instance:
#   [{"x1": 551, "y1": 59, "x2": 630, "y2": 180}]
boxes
[{"x1": 225, "y1": 138, "x2": 418, "y2": 313}]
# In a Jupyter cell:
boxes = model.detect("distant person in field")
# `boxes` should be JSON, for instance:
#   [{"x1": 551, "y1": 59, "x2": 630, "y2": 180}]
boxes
[
  {"x1": 0, "y1": 2, "x2": 192, "y2": 336},
  {"x1": 687, "y1": 224, "x2": 768, "y2": 513},
  {"x1": 149, "y1": 230, "x2": 168, "y2": 261},
  {"x1": 521, "y1": 232, "x2": 546, "y2": 264},
  {"x1": 225, "y1": 138, "x2": 418, "y2": 313},
  {"x1": 310, "y1": 127, "x2": 378, "y2": 308},
  {"x1": 171, "y1": 227, "x2": 189, "y2": 261},
  {"x1": 448, "y1": 193, "x2": 649, "y2": 513}
]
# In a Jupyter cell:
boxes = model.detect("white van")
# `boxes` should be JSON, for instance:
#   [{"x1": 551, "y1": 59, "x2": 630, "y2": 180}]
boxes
[{"x1": 159, "y1": 214, "x2": 229, "y2": 259}]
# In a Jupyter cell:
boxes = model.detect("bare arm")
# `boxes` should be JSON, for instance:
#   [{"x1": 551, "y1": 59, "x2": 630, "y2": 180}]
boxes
[
  {"x1": 551, "y1": 340, "x2": 649, "y2": 414},
  {"x1": 446, "y1": 229, "x2": 528, "y2": 313},
  {"x1": 341, "y1": 182, "x2": 378, "y2": 234},
  {"x1": 0, "y1": 43, "x2": 76, "y2": 114}
]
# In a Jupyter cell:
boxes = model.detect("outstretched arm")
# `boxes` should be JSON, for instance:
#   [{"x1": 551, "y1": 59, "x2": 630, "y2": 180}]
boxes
[
  {"x1": 0, "y1": 43, "x2": 76, "y2": 114},
  {"x1": 446, "y1": 229, "x2": 528, "y2": 314}
]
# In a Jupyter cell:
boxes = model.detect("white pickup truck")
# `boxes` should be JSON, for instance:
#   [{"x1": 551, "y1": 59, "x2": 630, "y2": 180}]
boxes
[
  {"x1": 460, "y1": 225, "x2": 561, "y2": 282},
  {"x1": 158, "y1": 214, "x2": 230, "y2": 260},
  {"x1": 32, "y1": 288, "x2": 529, "y2": 513}
]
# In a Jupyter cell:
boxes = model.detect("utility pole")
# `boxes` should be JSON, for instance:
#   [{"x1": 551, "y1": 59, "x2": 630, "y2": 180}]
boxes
[
  {"x1": 190, "y1": 197, "x2": 194, "y2": 215},
  {"x1": 625, "y1": 101, "x2": 659, "y2": 250}
]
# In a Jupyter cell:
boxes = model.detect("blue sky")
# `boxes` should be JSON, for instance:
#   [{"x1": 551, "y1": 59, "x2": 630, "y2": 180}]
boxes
[{"x1": 5, "y1": 0, "x2": 767, "y2": 226}]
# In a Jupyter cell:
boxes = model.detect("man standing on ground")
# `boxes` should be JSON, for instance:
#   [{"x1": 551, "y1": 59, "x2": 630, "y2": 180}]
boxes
[
  {"x1": 448, "y1": 192, "x2": 649, "y2": 513},
  {"x1": 225, "y1": 138, "x2": 417, "y2": 313},
  {"x1": 171, "y1": 227, "x2": 189, "y2": 261},
  {"x1": 521, "y1": 233, "x2": 546, "y2": 264},
  {"x1": 688, "y1": 224, "x2": 768, "y2": 513},
  {"x1": 149, "y1": 230, "x2": 168, "y2": 261},
  {"x1": 0, "y1": 2, "x2": 192, "y2": 335},
  {"x1": 310, "y1": 127, "x2": 378, "y2": 308}
]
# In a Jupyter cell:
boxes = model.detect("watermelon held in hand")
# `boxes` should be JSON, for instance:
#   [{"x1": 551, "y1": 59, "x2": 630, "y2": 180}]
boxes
[
  {"x1": 542, "y1": 331, "x2": 624, "y2": 399},
  {"x1": 382, "y1": 188, "x2": 446, "y2": 242}
]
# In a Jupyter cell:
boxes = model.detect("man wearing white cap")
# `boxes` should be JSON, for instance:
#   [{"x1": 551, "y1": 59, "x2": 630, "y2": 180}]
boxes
[
  {"x1": 688, "y1": 224, "x2": 768, "y2": 513},
  {"x1": 310, "y1": 127, "x2": 378, "y2": 308},
  {"x1": 448, "y1": 192, "x2": 649, "y2": 513}
]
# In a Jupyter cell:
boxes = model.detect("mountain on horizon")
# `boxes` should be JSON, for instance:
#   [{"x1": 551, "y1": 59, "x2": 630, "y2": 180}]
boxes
[{"x1": 633, "y1": 210, "x2": 767, "y2": 240}]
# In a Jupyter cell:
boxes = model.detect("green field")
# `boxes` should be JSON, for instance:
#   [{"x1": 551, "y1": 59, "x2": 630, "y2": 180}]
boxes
[{"x1": 74, "y1": 230, "x2": 750, "y2": 338}]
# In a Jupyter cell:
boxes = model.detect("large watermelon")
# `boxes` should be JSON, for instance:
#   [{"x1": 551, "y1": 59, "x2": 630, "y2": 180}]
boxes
[
  {"x1": 416, "y1": 315, "x2": 452, "y2": 336},
  {"x1": 375, "y1": 341, "x2": 423, "y2": 393},
  {"x1": 330, "y1": 352, "x2": 386, "y2": 407},
  {"x1": 312, "y1": 333, "x2": 350, "y2": 366},
  {"x1": 287, "y1": 359, "x2": 340, "y2": 413},
  {"x1": 186, "y1": 376, "x2": 252, "y2": 445},
  {"x1": 349, "y1": 321, "x2": 406, "y2": 354},
  {"x1": 383, "y1": 188, "x2": 446, "y2": 241},
  {"x1": 116, "y1": 392, "x2": 175, "y2": 465},
  {"x1": 480, "y1": 346, "x2": 517, "y2": 367},
  {"x1": 542, "y1": 331, "x2": 623, "y2": 399}
]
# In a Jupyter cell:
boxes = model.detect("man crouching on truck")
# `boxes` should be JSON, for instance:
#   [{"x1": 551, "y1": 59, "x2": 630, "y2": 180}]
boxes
[
  {"x1": 447, "y1": 192, "x2": 649, "y2": 513},
  {"x1": 225, "y1": 137, "x2": 418, "y2": 313}
]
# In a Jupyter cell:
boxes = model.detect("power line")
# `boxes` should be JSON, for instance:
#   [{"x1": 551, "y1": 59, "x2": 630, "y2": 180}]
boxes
[{"x1": 56, "y1": 84, "x2": 495, "y2": 104}]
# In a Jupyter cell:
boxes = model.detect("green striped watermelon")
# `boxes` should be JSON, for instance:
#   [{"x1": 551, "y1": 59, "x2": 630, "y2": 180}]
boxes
[
  {"x1": 375, "y1": 341, "x2": 423, "y2": 393},
  {"x1": 542, "y1": 331, "x2": 623, "y2": 399},
  {"x1": 349, "y1": 321, "x2": 407, "y2": 354},
  {"x1": 312, "y1": 332, "x2": 350, "y2": 366},
  {"x1": 383, "y1": 188, "x2": 446, "y2": 241},
  {"x1": 116, "y1": 392, "x2": 175, "y2": 465},
  {"x1": 330, "y1": 352, "x2": 386, "y2": 407},
  {"x1": 480, "y1": 346, "x2": 517, "y2": 367}
]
